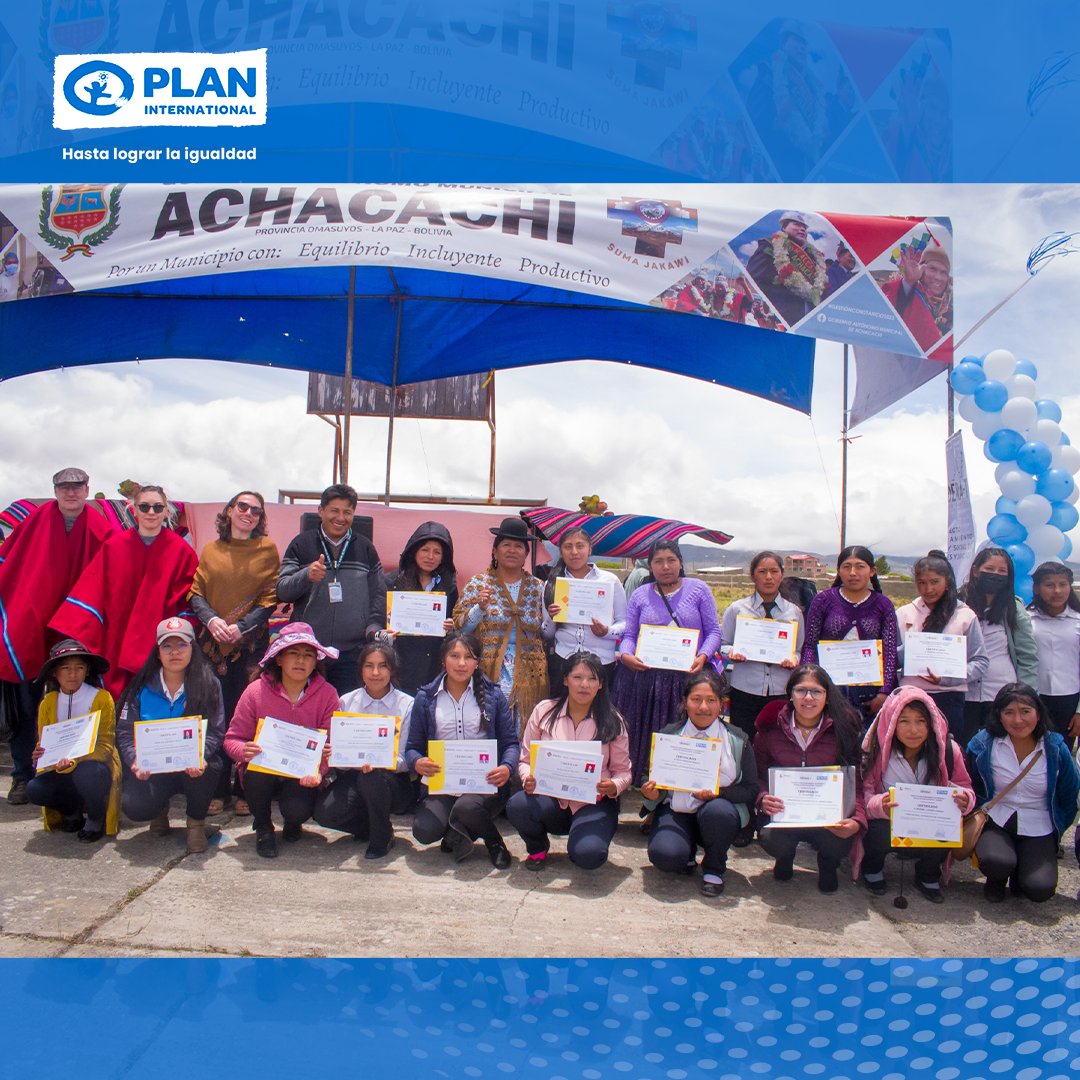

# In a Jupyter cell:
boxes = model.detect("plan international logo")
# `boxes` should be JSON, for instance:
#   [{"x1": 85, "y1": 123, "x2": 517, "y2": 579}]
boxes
[{"x1": 53, "y1": 49, "x2": 266, "y2": 128}]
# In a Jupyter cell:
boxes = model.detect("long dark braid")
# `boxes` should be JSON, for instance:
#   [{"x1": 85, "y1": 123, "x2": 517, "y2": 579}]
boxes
[{"x1": 440, "y1": 629, "x2": 488, "y2": 731}]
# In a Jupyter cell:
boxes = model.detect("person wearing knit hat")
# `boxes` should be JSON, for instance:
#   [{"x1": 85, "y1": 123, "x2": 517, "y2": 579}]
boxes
[{"x1": 880, "y1": 241, "x2": 953, "y2": 351}]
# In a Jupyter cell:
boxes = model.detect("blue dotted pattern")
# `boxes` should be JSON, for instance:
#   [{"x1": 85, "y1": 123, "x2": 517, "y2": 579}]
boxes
[{"x1": 3, "y1": 958, "x2": 1078, "y2": 1078}]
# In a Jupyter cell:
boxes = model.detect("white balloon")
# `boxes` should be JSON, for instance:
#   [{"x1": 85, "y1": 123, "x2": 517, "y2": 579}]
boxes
[
  {"x1": 1028, "y1": 524, "x2": 1066, "y2": 557},
  {"x1": 1006, "y1": 374, "x2": 1037, "y2": 399},
  {"x1": 999, "y1": 469, "x2": 1037, "y2": 499},
  {"x1": 1032, "y1": 419, "x2": 1062, "y2": 446},
  {"x1": 1068, "y1": 485, "x2": 1080, "y2": 505},
  {"x1": 995, "y1": 462, "x2": 1014, "y2": 485},
  {"x1": 1054, "y1": 444, "x2": 1080, "y2": 475},
  {"x1": 1015, "y1": 493, "x2": 1052, "y2": 528},
  {"x1": 983, "y1": 348, "x2": 1017, "y2": 381},
  {"x1": 958, "y1": 395, "x2": 983, "y2": 423},
  {"x1": 972, "y1": 413, "x2": 1000, "y2": 440},
  {"x1": 999, "y1": 397, "x2": 1037, "y2": 433}
]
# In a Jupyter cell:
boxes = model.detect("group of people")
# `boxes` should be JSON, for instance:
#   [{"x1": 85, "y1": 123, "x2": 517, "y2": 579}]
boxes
[{"x1": 2, "y1": 472, "x2": 1078, "y2": 905}]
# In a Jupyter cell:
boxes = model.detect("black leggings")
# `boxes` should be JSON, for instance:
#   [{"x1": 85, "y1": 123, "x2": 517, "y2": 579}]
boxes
[
  {"x1": 123, "y1": 762, "x2": 222, "y2": 821},
  {"x1": 314, "y1": 770, "x2": 417, "y2": 849},
  {"x1": 26, "y1": 761, "x2": 111, "y2": 827},
  {"x1": 648, "y1": 799, "x2": 741, "y2": 877},
  {"x1": 241, "y1": 770, "x2": 319, "y2": 831},
  {"x1": 975, "y1": 814, "x2": 1058, "y2": 902},
  {"x1": 506, "y1": 792, "x2": 620, "y2": 869},
  {"x1": 861, "y1": 818, "x2": 948, "y2": 884},
  {"x1": 727, "y1": 688, "x2": 785, "y2": 742},
  {"x1": 412, "y1": 790, "x2": 507, "y2": 846},
  {"x1": 760, "y1": 825, "x2": 854, "y2": 868}
]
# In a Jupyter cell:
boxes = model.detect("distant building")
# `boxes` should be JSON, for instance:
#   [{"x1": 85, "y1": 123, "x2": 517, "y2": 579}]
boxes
[{"x1": 784, "y1": 553, "x2": 825, "y2": 577}]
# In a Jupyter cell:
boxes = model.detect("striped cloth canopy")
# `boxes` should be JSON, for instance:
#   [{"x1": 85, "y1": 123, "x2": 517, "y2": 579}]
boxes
[{"x1": 521, "y1": 507, "x2": 732, "y2": 558}]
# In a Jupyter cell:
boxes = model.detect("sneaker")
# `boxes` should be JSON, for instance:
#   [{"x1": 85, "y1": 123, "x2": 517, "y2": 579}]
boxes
[
  {"x1": 524, "y1": 850, "x2": 548, "y2": 871},
  {"x1": 984, "y1": 879, "x2": 1007, "y2": 903},
  {"x1": 860, "y1": 873, "x2": 887, "y2": 897},
  {"x1": 701, "y1": 878, "x2": 724, "y2": 898},
  {"x1": 485, "y1": 836, "x2": 512, "y2": 870},
  {"x1": 255, "y1": 828, "x2": 278, "y2": 859},
  {"x1": 6, "y1": 778, "x2": 28, "y2": 805},
  {"x1": 914, "y1": 880, "x2": 945, "y2": 905},
  {"x1": 773, "y1": 857, "x2": 795, "y2": 882},
  {"x1": 817, "y1": 856, "x2": 839, "y2": 894},
  {"x1": 364, "y1": 836, "x2": 396, "y2": 860}
]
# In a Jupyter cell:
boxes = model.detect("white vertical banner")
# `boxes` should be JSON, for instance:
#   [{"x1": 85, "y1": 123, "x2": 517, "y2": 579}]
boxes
[{"x1": 946, "y1": 432, "x2": 977, "y2": 584}]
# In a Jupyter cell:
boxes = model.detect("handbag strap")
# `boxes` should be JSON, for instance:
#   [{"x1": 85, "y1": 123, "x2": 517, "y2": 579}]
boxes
[
  {"x1": 655, "y1": 583, "x2": 681, "y2": 627},
  {"x1": 981, "y1": 749, "x2": 1043, "y2": 813}
]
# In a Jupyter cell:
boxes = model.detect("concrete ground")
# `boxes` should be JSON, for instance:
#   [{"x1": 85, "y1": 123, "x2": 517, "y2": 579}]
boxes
[{"x1": 2, "y1": 756, "x2": 1078, "y2": 959}]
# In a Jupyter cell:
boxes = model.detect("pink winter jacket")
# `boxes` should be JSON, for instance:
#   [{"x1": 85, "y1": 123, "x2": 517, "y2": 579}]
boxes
[{"x1": 851, "y1": 686, "x2": 976, "y2": 881}]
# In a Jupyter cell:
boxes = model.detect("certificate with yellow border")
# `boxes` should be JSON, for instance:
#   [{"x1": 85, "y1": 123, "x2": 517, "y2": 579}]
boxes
[
  {"x1": 889, "y1": 783, "x2": 963, "y2": 848},
  {"x1": 37, "y1": 710, "x2": 100, "y2": 772},
  {"x1": 247, "y1": 716, "x2": 326, "y2": 780},
  {"x1": 329, "y1": 712, "x2": 401, "y2": 769},
  {"x1": 133, "y1": 715, "x2": 206, "y2": 773}
]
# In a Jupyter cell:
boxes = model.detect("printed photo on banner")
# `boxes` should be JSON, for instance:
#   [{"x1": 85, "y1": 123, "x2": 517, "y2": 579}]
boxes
[{"x1": 0, "y1": 210, "x2": 72, "y2": 302}]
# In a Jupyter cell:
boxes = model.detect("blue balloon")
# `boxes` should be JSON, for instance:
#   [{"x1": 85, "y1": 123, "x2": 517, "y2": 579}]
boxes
[
  {"x1": 1005, "y1": 542, "x2": 1036, "y2": 577},
  {"x1": 1062, "y1": 434, "x2": 1071, "y2": 446},
  {"x1": 1016, "y1": 440, "x2": 1052, "y2": 474},
  {"x1": 962, "y1": 354, "x2": 983, "y2": 367},
  {"x1": 1035, "y1": 399, "x2": 1062, "y2": 422},
  {"x1": 986, "y1": 513, "x2": 1027, "y2": 545},
  {"x1": 987, "y1": 428, "x2": 1024, "y2": 461},
  {"x1": 995, "y1": 496, "x2": 1018, "y2": 516},
  {"x1": 1049, "y1": 501, "x2": 1080, "y2": 532},
  {"x1": 950, "y1": 361, "x2": 985, "y2": 395},
  {"x1": 1061, "y1": 536, "x2": 1074, "y2": 561},
  {"x1": 984, "y1": 442, "x2": 1002, "y2": 463},
  {"x1": 1036, "y1": 467, "x2": 1075, "y2": 503},
  {"x1": 974, "y1": 380, "x2": 1008, "y2": 412},
  {"x1": 1016, "y1": 576, "x2": 1034, "y2": 605},
  {"x1": 1014, "y1": 359, "x2": 1039, "y2": 380}
]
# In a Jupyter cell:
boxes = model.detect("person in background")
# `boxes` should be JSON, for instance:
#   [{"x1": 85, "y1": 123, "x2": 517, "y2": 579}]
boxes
[
  {"x1": 385, "y1": 521, "x2": 457, "y2": 694},
  {"x1": 896, "y1": 550, "x2": 988, "y2": 738},
  {"x1": 51, "y1": 484, "x2": 198, "y2": 701},
  {"x1": 966, "y1": 683, "x2": 1080, "y2": 903},
  {"x1": 1027, "y1": 561, "x2": 1080, "y2": 744},
  {"x1": 801, "y1": 545, "x2": 899, "y2": 723},
  {"x1": 623, "y1": 558, "x2": 651, "y2": 601},
  {"x1": 27, "y1": 639, "x2": 120, "y2": 843},
  {"x1": 453, "y1": 517, "x2": 547, "y2": 730},
  {"x1": 0, "y1": 466, "x2": 113, "y2": 805},
  {"x1": 958, "y1": 547, "x2": 1038, "y2": 742},
  {"x1": 542, "y1": 528, "x2": 626, "y2": 693},
  {"x1": 276, "y1": 485, "x2": 387, "y2": 695},
  {"x1": 188, "y1": 490, "x2": 280, "y2": 815},
  {"x1": 116, "y1": 618, "x2": 226, "y2": 855},
  {"x1": 779, "y1": 575, "x2": 817, "y2": 617}
]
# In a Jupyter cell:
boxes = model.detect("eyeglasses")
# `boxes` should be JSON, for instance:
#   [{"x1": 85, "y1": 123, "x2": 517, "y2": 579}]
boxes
[
  {"x1": 235, "y1": 501, "x2": 263, "y2": 516},
  {"x1": 136, "y1": 502, "x2": 166, "y2": 514},
  {"x1": 792, "y1": 687, "x2": 825, "y2": 699}
]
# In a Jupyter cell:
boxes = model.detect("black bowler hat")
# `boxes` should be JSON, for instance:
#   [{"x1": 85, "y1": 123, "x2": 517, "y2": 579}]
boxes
[
  {"x1": 37, "y1": 639, "x2": 110, "y2": 682},
  {"x1": 489, "y1": 516, "x2": 536, "y2": 543}
]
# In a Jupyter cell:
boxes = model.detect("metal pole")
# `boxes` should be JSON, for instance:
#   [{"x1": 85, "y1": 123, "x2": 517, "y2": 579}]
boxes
[
  {"x1": 947, "y1": 359, "x2": 955, "y2": 438},
  {"x1": 840, "y1": 344, "x2": 849, "y2": 552},
  {"x1": 383, "y1": 297, "x2": 404, "y2": 505},
  {"x1": 487, "y1": 371, "x2": 497, "y2": 501},
  {"x1": 341, "y1": 266, "x2": 356, "y2": 484}
]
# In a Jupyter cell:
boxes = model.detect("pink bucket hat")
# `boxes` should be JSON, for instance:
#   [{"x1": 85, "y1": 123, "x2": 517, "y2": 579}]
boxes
[{"x1": 260, "y1": 621, "x2": 339, "y2": 666}]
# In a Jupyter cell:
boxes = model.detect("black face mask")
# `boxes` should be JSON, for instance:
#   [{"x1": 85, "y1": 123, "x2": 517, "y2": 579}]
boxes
[{"x1": 977, "y1": 572, "x2": 1009, "y2": 594}]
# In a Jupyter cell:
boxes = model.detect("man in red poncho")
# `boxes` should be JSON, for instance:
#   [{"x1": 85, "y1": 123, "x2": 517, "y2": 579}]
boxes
[
  {"x1": 0, "y1": 467, "x2": 115, "y2": 803},
  {"x1": 49, "y1": 484, "x2": 198, "y2": 703},
  {"x1": 879, "y1": 245, "x2": 953, "y2": 352}
]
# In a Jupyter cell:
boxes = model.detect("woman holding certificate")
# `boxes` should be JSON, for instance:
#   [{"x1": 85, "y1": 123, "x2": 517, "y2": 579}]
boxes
[
  {"x1": 225, "y1": 622, "x2": 340, "y2": 859},
  {"x1": 385, "y1": 521, "x2": 458, "y2": 694},
  {"x1": 116, "y1": 618, "x2": 226, "y2": 854},
  {"x1": 615, "y1": 540, "x2": 722, "y2": 785},
  {"x1": 720, "y1": 551, "x2": 804, "y2": 740},
  {"x1": 541, "y1": 528, "x2": 626, "y2": 693},
  {"x1": 896, "y1": 551, "x2": 989, "y2": 738},
  {"x1": 453, "y1": 517, "x2": 547, "y2": 729},
  {"x1": 965, "y1": 683, "x2": 1080, "y2": 903},
  {"x1": 640, "y1": 669, "x2": 757, "y2": 896},
  {"x1": 314, "y1": 642, "x2": 417, "y2": 859},
  {"x1": 754, "y1": 664, "x2": 866, "y2": 892},
  {"x1": 801, "y1": 545, "x2": 899, "y2": 724},
  {"x1": 405, "y1": 631, "x2": 519, "y2": 868},
  {"x1": 508, "y1": 651, "x2": 631, "y2": 870},
  {"x1": 958, "y1": 548, "x2": 1038, "y2": 742},
  {"x1": 1027, "y1": 562, "x2": 1080, "y2": 742},
  {"x1": 27, "y1": 640, "x2": 121, "y2": 843},
  {"x1": 855, "y1": 686, "x2": 976, "y2": 903}
]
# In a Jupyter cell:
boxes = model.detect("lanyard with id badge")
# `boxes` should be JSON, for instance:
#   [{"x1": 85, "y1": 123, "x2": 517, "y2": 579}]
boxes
[{"x1": 322, "y1": 531, "x2": 351, "y2": 604}]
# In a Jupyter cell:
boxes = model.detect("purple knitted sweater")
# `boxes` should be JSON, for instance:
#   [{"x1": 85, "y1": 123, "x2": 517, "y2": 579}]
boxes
[
  {"x1": 800, "y1": 587, "x2": 900, "y2": 693},
  {"x1": 618, "y1": 579, "x2": 722, "y2": 659}
]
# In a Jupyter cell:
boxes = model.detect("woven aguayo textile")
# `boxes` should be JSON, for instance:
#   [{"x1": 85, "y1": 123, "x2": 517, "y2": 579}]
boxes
[{"x1": 521, "y1": 508, "x2": 732, "y2": 558}]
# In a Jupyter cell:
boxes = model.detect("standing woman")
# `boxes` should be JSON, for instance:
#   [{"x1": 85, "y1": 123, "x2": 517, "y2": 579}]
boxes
[
  {"x1": 614, "y1": 539, "x2": 722, "y2": 785},
  {"x1": 541, "y1": 528, "x2": 627, "y2": 693},
  {"x1": 225, "y1": 622, "x2": 340, "y2": 859},
  {"x1": 755, "y1": 663, "x2": 866, "y2": 892},
  {"x1": 51, "y1": 485, "x2": 199, "y2": 700},
  {"x1": 966, "y1": 683, "x2": 1080, "y2": 902},
  {"x1": 385, "y1": 521, "x2": 458, "y2": 694},
  {"x1": 720, "y1": 550, "x2": 804, "y2": 740},
  {"x1": 855, "y1": 686, "x2": 976, "y2": 902},
  {"x1": 1027, "y1": 562, "x2": 1080, "y2": 743},
  {"x1": 895, "y1": 550, "x2": 989, "y2": 738},
  {"x1": 801, "y1": 545, "x2": 899, "y2": 724},
  {"x1": 406, "y1": 631, "x2": 518, "y2": 868},
  {"x1": 508, "y1": 651, "x2": 632, "y2": 871},
  {"x1": 27, "y1": 640, "x2": 121, "y2": 843},
  {"x1": 958, "y1": 547, "x2": 1038, "y2": 741},
  {"x1": 641, "y1": 668, "x2": 757, "y2": 896},
  {"x1": 116, "y1": 618, "x2": 226, "y2": 854},
  {"x1": 188, "y1": 490, "x2": 280, "y2": 814},
  {"x1": 453, "y1": 517, "x2": 547, "y2": 729}
]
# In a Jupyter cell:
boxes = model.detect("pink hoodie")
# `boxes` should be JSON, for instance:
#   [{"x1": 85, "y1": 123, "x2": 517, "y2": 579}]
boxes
[{"x1": 851, "y1": 685, "x2": 976, "y2": 881}]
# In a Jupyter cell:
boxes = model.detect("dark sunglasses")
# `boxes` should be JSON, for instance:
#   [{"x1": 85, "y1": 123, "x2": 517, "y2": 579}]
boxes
[
  {"x1": 234, "y1": 501, "x2": 263, "y2": 516},
  {"x1": 136, "y1": 502, "x2": 166, "y2": 514}
]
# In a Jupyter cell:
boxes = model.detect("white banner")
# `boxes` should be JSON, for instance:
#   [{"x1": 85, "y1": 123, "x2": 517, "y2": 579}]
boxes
[{"x1": 946, "y1": 431, "x2": 977, "y2": 585}]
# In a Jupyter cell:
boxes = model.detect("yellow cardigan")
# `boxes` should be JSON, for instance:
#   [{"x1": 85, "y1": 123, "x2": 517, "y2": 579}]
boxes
[{"x1": 37, "y1": 688, "x2": 122, "y2": 835}]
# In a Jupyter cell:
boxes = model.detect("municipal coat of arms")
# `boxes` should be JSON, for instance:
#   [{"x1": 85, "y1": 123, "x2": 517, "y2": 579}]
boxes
[{"x1": 38, "y1": 184, "x2": 123, "y2": 260}]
